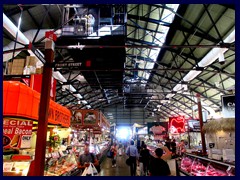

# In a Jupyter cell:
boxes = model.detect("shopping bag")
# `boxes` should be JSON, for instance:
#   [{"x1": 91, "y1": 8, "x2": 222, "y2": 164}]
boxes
[
  {"x1": 90, "y1": 163, "x2": 99, "y2": 176},
  {"x1": 139, "y1": 162, "x2": 144, "y2": 176},
  {"x1": 81, "y1": 167, "x2": 88, "y2": 176},
  {"x1": 81, "y1": 163, "x2": 98, "y2": 176},
  {"x1": 136, "y1": 165, "x2": 141, "y2": 176},
  {"x1": 107, "y1": 150, "x2": 113, "y2": 158},
  {"x1": 126, "y1": 157, "x2": 131, "y2": 166},
  {"x1": 118, "y1": 148, "x2": 122, "y2": 156}
]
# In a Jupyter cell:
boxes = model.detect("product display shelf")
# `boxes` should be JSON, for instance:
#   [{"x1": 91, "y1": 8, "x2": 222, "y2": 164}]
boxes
[
  {"x1": 3, "y1": 155, "x2": 33, "y2": 176},
  {"x1": 44, "y1": 150, "x2": 80, "y2": 176},
  {"x1": 178, "y1": 153, "x2": 235, "y2": 176},
  {"x1": 96, "y1": 141, "x2": 111, "y2": 163},
  {"x1": 71, "y1": 141, "x2": 110, "y2": 165}
]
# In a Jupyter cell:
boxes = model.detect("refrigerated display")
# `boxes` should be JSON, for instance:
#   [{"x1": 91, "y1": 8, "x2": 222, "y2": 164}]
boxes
[
  {"x1": 178, "y1": 153, "x2": 235, "y2": 176},
  {"x1": 44, "y1": 150, "x2": 80, "y2": 176},
  {"x1": 3, "y1": 155, "x2": 32, "y2": 176}
]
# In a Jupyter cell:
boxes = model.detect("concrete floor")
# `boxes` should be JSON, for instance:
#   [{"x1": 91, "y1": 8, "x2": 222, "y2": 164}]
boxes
[{"x1": 99, "y1": 153, "x2": 131, "y2": 176}]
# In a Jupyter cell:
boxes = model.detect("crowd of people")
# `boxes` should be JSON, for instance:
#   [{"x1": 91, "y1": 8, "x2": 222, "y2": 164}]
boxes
[{"x1": 77, "y1": 138, "x2": 186, "y2": 176}]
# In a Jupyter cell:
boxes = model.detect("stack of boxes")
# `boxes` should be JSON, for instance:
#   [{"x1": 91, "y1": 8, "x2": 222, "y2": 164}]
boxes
[
  {"x1": 9, "y1": 59, "x2": 25, "y2": 75},
  {"x1": 7, "y1": 56, "x2": 43, "y2": 75}
]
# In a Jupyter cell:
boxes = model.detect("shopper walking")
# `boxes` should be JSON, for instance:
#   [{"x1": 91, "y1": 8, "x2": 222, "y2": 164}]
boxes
[
  {"x1": 126, "y1": 140, "x2": 139, "y2": 176},
  {"x1": 118, "y1": 141, "x2": 123, "y2": 156},
  {"x1": 110, "y1": 142, "x2": 118, "y2": 167},
  {"x1": 139, "y1": 144, "x2": 150, "y2": 176},
  {"x1": 149, "y1": 148, "x2": 171, "y2": 176},
  {"x1": 78, "y1": 142, "x2": 99, "y2": 174}
]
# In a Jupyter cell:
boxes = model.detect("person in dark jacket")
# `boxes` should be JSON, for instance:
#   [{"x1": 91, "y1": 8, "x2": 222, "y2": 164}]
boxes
[
  {"x1": 139, "y1": 144, "x2": 150, "y2": 176},
  {"x1": 78, "y1": 142, "x2": 99, "y2": 174},
  {"x1": 149, "y1": 148, "x2": 171, "y2": 176},
  {"x1": 171, "y1": 139, "x2": 177, "y2": 157},
  {"x1": 164, "y1": 138, "x2": 171, "y2": 150}
]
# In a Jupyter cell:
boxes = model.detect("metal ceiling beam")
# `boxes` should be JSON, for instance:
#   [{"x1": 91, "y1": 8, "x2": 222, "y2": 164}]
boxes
[
  {"x1": 127, "y1": 14, "x2": 171, "y2": 27},
  {"x1": 43, "y1": 5, "x2": 58, "y2": 28},
  {"x1": 152, "y1": 4, "x2": 219, "y2": 42},
  {"x1": 26, "y1": 9, "x2": 40, "y2": 29},
  {"x1": 127, "y1": 23, "x2": 164, "y2": 35},
  {"x1": 173, "y1": 24, "x2": 219, "y2": 43},
  {"x1": 203, "y1": 4, "x2": 226, "y2": 43},
  {"x1": 4, "y1": 5, "x2": 35, "y2": 17}
]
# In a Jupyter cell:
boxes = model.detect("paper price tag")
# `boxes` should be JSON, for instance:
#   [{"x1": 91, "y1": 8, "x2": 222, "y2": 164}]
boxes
[{"x1": 3, "y1": 162, "x2": 14, "y2": 172}]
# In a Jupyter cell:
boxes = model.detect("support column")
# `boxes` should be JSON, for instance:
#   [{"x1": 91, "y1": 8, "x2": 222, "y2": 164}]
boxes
[
  {"x1": 196, "y1": 93, "x2": 207, "y2": 155},
  {"x1": 33, "y1": 40, "x2": 55, "y2": 176}
]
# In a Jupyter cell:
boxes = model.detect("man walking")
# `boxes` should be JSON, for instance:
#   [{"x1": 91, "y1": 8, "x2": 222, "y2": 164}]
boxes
[{"x1": 126, "y1": 140, "x2": 139, "y2": 176}]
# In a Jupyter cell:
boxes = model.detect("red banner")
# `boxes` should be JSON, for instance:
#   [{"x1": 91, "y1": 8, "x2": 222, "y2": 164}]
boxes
[
  {"x1": 30, "y1": 74, "x2": 57, "y2": 100},
  {"x1": 3, "y1": 118, "x2": 33, "y2": 149}
]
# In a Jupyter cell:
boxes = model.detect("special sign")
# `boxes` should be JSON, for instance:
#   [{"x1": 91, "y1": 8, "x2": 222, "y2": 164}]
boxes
[{"x1": 3, "y1": 118, "x2": 33, "y2": 149}]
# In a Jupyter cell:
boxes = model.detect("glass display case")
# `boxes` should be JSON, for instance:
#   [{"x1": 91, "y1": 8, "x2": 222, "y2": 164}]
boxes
[
  {"x1": 178, "y1": 153, "x2": 235, "y2": 176},
  {"x1": 69, "y1": 140, "x2": 110, "y2": 164},
  {"x1": 44, "y1": 150, "x2": 80, "y2": 176},
  {"x1": 3, "y1": 160, "x2": 32, "y2": 176},
  {"x1": 3, "y1": 155, "x2": 32, "y2": 176}
]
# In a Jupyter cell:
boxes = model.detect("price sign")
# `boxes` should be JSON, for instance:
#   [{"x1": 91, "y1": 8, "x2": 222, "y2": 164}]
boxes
[
  {"x1": 3, "y1": 162, "x2": 14, "y2": 172},
  {"x1": 51, "y1": 152, "x2": 59, "y2": 158}
]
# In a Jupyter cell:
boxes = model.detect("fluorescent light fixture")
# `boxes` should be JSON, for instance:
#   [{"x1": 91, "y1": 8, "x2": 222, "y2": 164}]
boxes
[
  {"x1": 166, "y1": 93, "x2": 175, "y2": 98},
  {"x1": 81, "y1": 100, "x2": 88, "y2": 104},
  {"x1": 183, "y1": 70, "x2": 201, "y2": 82},
  {"x1": 218, "y1": 51, "x2": 225, "y2": 64}
]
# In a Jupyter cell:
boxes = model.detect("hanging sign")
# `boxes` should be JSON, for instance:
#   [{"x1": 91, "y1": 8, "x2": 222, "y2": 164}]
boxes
[
  {"x1": 3, "y1": 118, "x2": 33, "y2": 149},
  {"x1": 187, "y1": 119, "x2": 200, "y2": 132},
  {"x1": 147, "y1": 122, "x2": 168, "y2": 135},
  {"x1": 169, "y1": 116, "x2": 186, "y2": 134},
  {"x1": 71, "y1": 110, "x2": 83, "y2": 125}
]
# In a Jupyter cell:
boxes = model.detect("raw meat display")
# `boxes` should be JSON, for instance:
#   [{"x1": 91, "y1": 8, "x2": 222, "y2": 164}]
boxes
[
  {"x1": 179, "y1": 153, "x2": 235, "y2": 176},
  {"x1": 190, "y1": 159, "x2": 207, "y2": 176},
  {"x1": 205, "y1": 165, "x2": 227, "y2": 176},
  {"x1": 180, "y1": 157, "x2": 193, "y2": 173}
]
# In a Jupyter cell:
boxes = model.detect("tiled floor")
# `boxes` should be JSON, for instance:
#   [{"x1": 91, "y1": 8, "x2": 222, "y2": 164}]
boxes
[{"x1": 99, "y1": 153, "x2": 131, "y2": 176}]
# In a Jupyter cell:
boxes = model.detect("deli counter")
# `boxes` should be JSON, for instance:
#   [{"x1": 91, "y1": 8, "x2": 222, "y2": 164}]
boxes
[{"x1": 178, "y1": 153, "x2": 235, "y2": 176}]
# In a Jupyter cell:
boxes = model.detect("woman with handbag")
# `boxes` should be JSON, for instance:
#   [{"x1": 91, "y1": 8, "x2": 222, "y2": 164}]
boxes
[
  {"x1": 126, "y1": 140, "x2": 139, "y2": 176},
  {"x1": 110, "y1": 142, "x2": 118, "y2": 167}
]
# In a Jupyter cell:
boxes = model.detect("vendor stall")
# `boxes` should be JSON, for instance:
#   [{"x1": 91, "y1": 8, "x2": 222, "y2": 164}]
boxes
[
  {"x1": 70, "y1": 109, "x2": 111, "y2": 164},
  {"x1": 3, "y1": 81, "x2": 73, "y2": 176}
]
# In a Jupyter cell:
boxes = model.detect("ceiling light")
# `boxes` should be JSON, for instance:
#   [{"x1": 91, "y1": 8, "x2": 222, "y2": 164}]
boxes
[
  {"x1": 183, "y1": 70, "x2": 201, "y2": 82},
  {"x1": 166, "y1": 93, "x2": 175, "y2": 99},
  {"x1": 218, "y1": 52, "x2": 225, "y2": 65}
]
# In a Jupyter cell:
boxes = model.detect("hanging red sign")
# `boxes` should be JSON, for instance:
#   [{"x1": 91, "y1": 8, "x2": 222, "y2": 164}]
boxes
[{"x1": 169, "y1": 116, "x2": 186, "y2": 134}]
